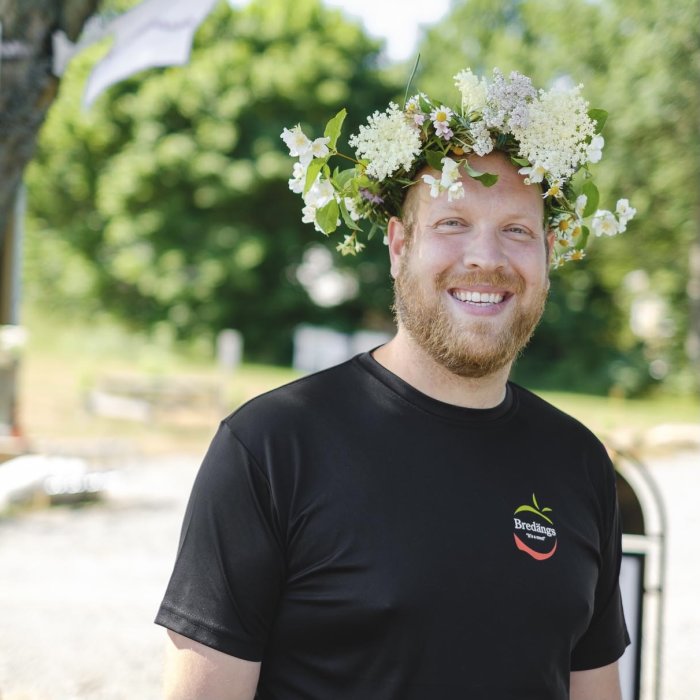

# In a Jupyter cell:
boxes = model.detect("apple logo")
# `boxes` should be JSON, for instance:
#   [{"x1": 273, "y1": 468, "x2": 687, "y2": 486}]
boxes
[{"x1": 513, "y1": 493, "x2": 558, "y2": 561}]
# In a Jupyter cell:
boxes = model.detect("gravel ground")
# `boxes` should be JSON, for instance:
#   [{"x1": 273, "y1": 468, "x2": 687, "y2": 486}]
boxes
[{"x1": 0, "y1": 445, "x2": 698, "y2": 700}]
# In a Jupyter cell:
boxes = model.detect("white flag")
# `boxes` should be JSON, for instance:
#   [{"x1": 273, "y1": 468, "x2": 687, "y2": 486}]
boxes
[{"x1": 81, "y1": 0, "x2": 218, "y2": 107}]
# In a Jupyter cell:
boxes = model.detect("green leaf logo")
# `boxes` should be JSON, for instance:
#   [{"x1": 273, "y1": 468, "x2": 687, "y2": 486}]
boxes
[{"x1": 514, "y1": 493, "x2": 554, "y2": 525}]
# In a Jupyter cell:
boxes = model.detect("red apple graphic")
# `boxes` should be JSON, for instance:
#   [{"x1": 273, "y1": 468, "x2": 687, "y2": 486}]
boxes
[{"x1": 513, "y1": 493, "x2": 557, "y2": 561}]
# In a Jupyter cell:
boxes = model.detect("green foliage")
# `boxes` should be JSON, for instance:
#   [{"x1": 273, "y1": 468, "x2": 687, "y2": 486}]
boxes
[
  {"x1": 25, "y1": 0, "x2": 399, "y2": 363},
  {"x1": 24, "y1": 0, "x2": 699, "y2": 393}
]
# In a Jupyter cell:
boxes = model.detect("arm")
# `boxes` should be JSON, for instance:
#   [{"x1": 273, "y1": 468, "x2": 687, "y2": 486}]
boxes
[
  {"x1": 164, "y1": 631, "x2": 261, "y2": 700},
  {"x1": 570, "y1": 660, "x2": 622, "y2": 700}
]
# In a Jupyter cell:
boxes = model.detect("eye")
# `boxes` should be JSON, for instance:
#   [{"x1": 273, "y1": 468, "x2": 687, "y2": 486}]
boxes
[
  {"x1": 504, "y1": 225, "x2": 534, "y2": 239},
  {"x1": 435, "y1": 218, "x2": 467, "y2": 231}
]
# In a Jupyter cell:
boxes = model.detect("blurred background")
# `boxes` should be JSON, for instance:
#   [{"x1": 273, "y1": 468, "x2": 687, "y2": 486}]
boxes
[{"x1": 0, "y1": 0, "x2": 698, "y2": 698}]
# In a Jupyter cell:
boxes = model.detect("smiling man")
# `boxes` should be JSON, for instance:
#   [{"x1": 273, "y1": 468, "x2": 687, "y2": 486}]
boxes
[
  {"x1": 156, "y1": 69, "x2": 633, "y2": 700},
  {"x1": 381, "y1": 151, "x2": 552, "y2": 406}
]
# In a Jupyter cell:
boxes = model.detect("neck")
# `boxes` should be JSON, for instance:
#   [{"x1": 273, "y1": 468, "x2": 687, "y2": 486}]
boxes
[{"x1": 372, "y1": 328, "x2": 511, "y2": 409}]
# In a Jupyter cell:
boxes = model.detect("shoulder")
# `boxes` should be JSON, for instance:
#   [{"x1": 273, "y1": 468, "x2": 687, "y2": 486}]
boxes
[
  {"x1": 510, "y1": 383, "x2": 604, "y2": 444},
  {"x1": 509, "y1": 382, "x2": 613, "y2": 474},
  {"x1": 222, "y1": 355, "x2": 369, "y2": 441}
]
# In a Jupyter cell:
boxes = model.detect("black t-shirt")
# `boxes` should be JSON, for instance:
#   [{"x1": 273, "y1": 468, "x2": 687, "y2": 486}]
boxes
[{"x1": 156, "y1": 353, "x2": 629, "y2": 699}]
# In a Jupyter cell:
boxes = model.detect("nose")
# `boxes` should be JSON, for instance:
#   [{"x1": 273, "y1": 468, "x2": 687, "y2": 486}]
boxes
[{"x1": 461, "y1": 227, "x2": 508, "y2": 271}]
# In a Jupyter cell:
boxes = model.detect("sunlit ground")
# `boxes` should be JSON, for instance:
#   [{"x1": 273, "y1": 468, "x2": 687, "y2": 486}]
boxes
[{"x1": 17, "y1": 310, "x2": 698, "y2": 456}]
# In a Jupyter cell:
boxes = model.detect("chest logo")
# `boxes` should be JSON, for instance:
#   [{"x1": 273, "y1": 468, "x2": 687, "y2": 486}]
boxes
[{"x1": 513, "y1": 493, "x2": 558, "y2": 561}]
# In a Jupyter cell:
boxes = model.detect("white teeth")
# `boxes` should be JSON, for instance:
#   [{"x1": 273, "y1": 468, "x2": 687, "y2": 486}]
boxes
[{"x1": 452, "y1": 290, "x2": 505, "y2": 304}]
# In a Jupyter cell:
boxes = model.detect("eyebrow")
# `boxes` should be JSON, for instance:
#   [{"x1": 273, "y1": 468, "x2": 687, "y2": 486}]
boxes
[{"x1": 428, "y1": 206, "x2": 543, "y2": 223}]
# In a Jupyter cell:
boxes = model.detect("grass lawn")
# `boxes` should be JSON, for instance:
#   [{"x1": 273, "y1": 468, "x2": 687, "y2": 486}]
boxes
[{"x1": 15, "y1": 312, "x2": 698, "y2": 456}]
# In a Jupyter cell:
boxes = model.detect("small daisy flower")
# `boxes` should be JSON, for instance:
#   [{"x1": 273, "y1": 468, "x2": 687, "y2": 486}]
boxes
[
  {"x1": 543, "y1": 181, "x2": 563, "y2": 199},
  {"x1": 405, "y1": 94, "x2": 427, "y2": 126},
  {"x1": 430, "y1": 105, "x2": 454, "y2": 139}
]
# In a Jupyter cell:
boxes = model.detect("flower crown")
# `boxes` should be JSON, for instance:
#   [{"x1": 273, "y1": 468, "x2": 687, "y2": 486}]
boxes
[{"x1": 281, "y1": 67, "x2": 635, "y2": 268}]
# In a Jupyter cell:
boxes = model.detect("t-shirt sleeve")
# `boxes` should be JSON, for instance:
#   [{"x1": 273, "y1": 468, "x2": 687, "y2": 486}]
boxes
[
  {"x1": 155, "y1": 421, "x2": 286, "y2": 661},
  {"x1": 570, "y1": 459, "x2": 631, "y2": 671}
]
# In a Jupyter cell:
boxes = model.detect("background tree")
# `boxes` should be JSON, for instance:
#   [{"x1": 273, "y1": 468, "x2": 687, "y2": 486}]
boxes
[
  {"x1": 1, "y1": 0, "x2": 99, "y2": 433},
  {"x1": 416, "y1": 0, "x2": 699, "y2": 394},
  {"x1": 26, "y1": 0, "x2": 399, "y2": 363},
  {"x1": 0, "y1": 0, "x2": 98, "y2": 245}
]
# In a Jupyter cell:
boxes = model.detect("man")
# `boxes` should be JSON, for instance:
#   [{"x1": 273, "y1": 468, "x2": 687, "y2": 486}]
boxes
[{"x1": 156, "y1": 69, "x2": 632, "y2": 699}]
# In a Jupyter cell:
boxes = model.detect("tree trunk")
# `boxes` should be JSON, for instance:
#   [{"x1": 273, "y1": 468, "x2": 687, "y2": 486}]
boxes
[
  {"x1": 0, "y1": 0, "x2": 99, "y2": 247},
  {"x1": 0, "y1": 0, "x2": 99, "y2": 436}
]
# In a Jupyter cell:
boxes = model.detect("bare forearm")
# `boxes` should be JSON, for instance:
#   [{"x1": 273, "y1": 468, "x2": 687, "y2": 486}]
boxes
[
  {"x1": 570, "y1": 661, "x2": 622, "y2": 700},
  {"x1": 163, "y1": 631, "x2": 261, "y2": 700}
]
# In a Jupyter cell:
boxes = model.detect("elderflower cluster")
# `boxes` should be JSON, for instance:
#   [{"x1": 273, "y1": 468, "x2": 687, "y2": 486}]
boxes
[
  {"x1": 281, "y1": 66, "x2": 636, "y2": 267},
  {"x1": 483, "y1": 68, "x2": 537, "y2": 131},
  {"x1": 347, "y1": 102, "x2": 422, "y2": 181},
  {"x1": 454, "y1": 69, "x2": 488, "y2": 113},
  {"x1": 511, "y1": 85, "x2": 597, "y2": 183}
]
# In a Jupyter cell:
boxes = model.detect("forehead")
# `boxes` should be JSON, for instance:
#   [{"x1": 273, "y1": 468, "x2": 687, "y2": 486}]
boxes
[{"x1": 405, "y1": 152, "x2": 544, "y2": 223}]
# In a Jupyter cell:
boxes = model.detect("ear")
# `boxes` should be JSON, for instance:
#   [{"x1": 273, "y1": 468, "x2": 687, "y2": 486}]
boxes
[
  {"x1": 387, "y1": 216, "x2": 407, "y2": 279},
  {"x1": 545, "y1": 229, "x2": 556, "y2": 268}
]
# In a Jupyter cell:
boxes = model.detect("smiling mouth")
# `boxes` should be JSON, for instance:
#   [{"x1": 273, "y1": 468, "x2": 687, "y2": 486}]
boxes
[{"x1": 450, "y1": 289, "x2": 507, "y2": 305}]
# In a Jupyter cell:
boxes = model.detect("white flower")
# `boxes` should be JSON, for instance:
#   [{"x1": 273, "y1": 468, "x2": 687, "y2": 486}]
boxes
[
  {"x1": 441, "y1": 157, "x2": 460, "y2": 182},
  {"x1": 288, "y1": 161, "x2": 307, "y2": 194},
  {"x1": 511, "y1": 84, "x2": 596, "y2": 182},
  {"x1": 421, "y1": 172, "x2": 443, "y2": 198},
  {"x1": 483, "y1": 68, "x2": 536, "y2": 131},
  {"x1": 344, "y1": 197, "x2": 362, "y2": 221},
  {"x1": 301, "y1": 204, "x2": 317, "y2": 225},
  {"x1": 281, "y1": 126, "x2": 330, "y2": 166},
  {"x1": 575, "y1": 194, "x2": 588, "y2": 218},
  {"x1": 615, "y1": 198, "x2": 637, "y2": 232},
  {"x1": 348, "y1": 102, "x2": 422, "y2": 181},
  {"x1": 337, "y1": 234, "x2": 365, "y2": 256},
  {"x1": 310, "y1": 136, "x2": 331, "y2": 160},
  {"x1": 586, "y1": 135, "x2": 604, "y2": 164},
  {"x1": 446, "y1": 181, "x2": 465, "y2": 201},
  {"x1": 543, "y1": 180, "x2": 564, "y2": 199},
  {"x1": 303, "y1": 176, "x2": 336, "y2": 209},
  {"x1": 469, "y1": 120, "x2": 494, "y2": 156},
  {"x1": 430, "y1": 105, "x2": 454, "y2": 139},
  {"x1": 591, "y1": 210, "x2": 619, "y2": 237},
  {"x1": 518, "y1": 163, "x2": 546, "y2": 184},
  {"x1": 551, "y1": 248, "x2": 586, "y2": 269},
  {"x1": 422, "y1": 157, "x2": 465, "y2": 202},
  {"x1": 405, "y1": 94, "x2": 427, "y2": 126},
  {"x1": 454, "y1": 69, "x2": 487, "y2": 112},
  {"x1": 281, "y1": 125, "x2": 312, "y2": 158}
]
